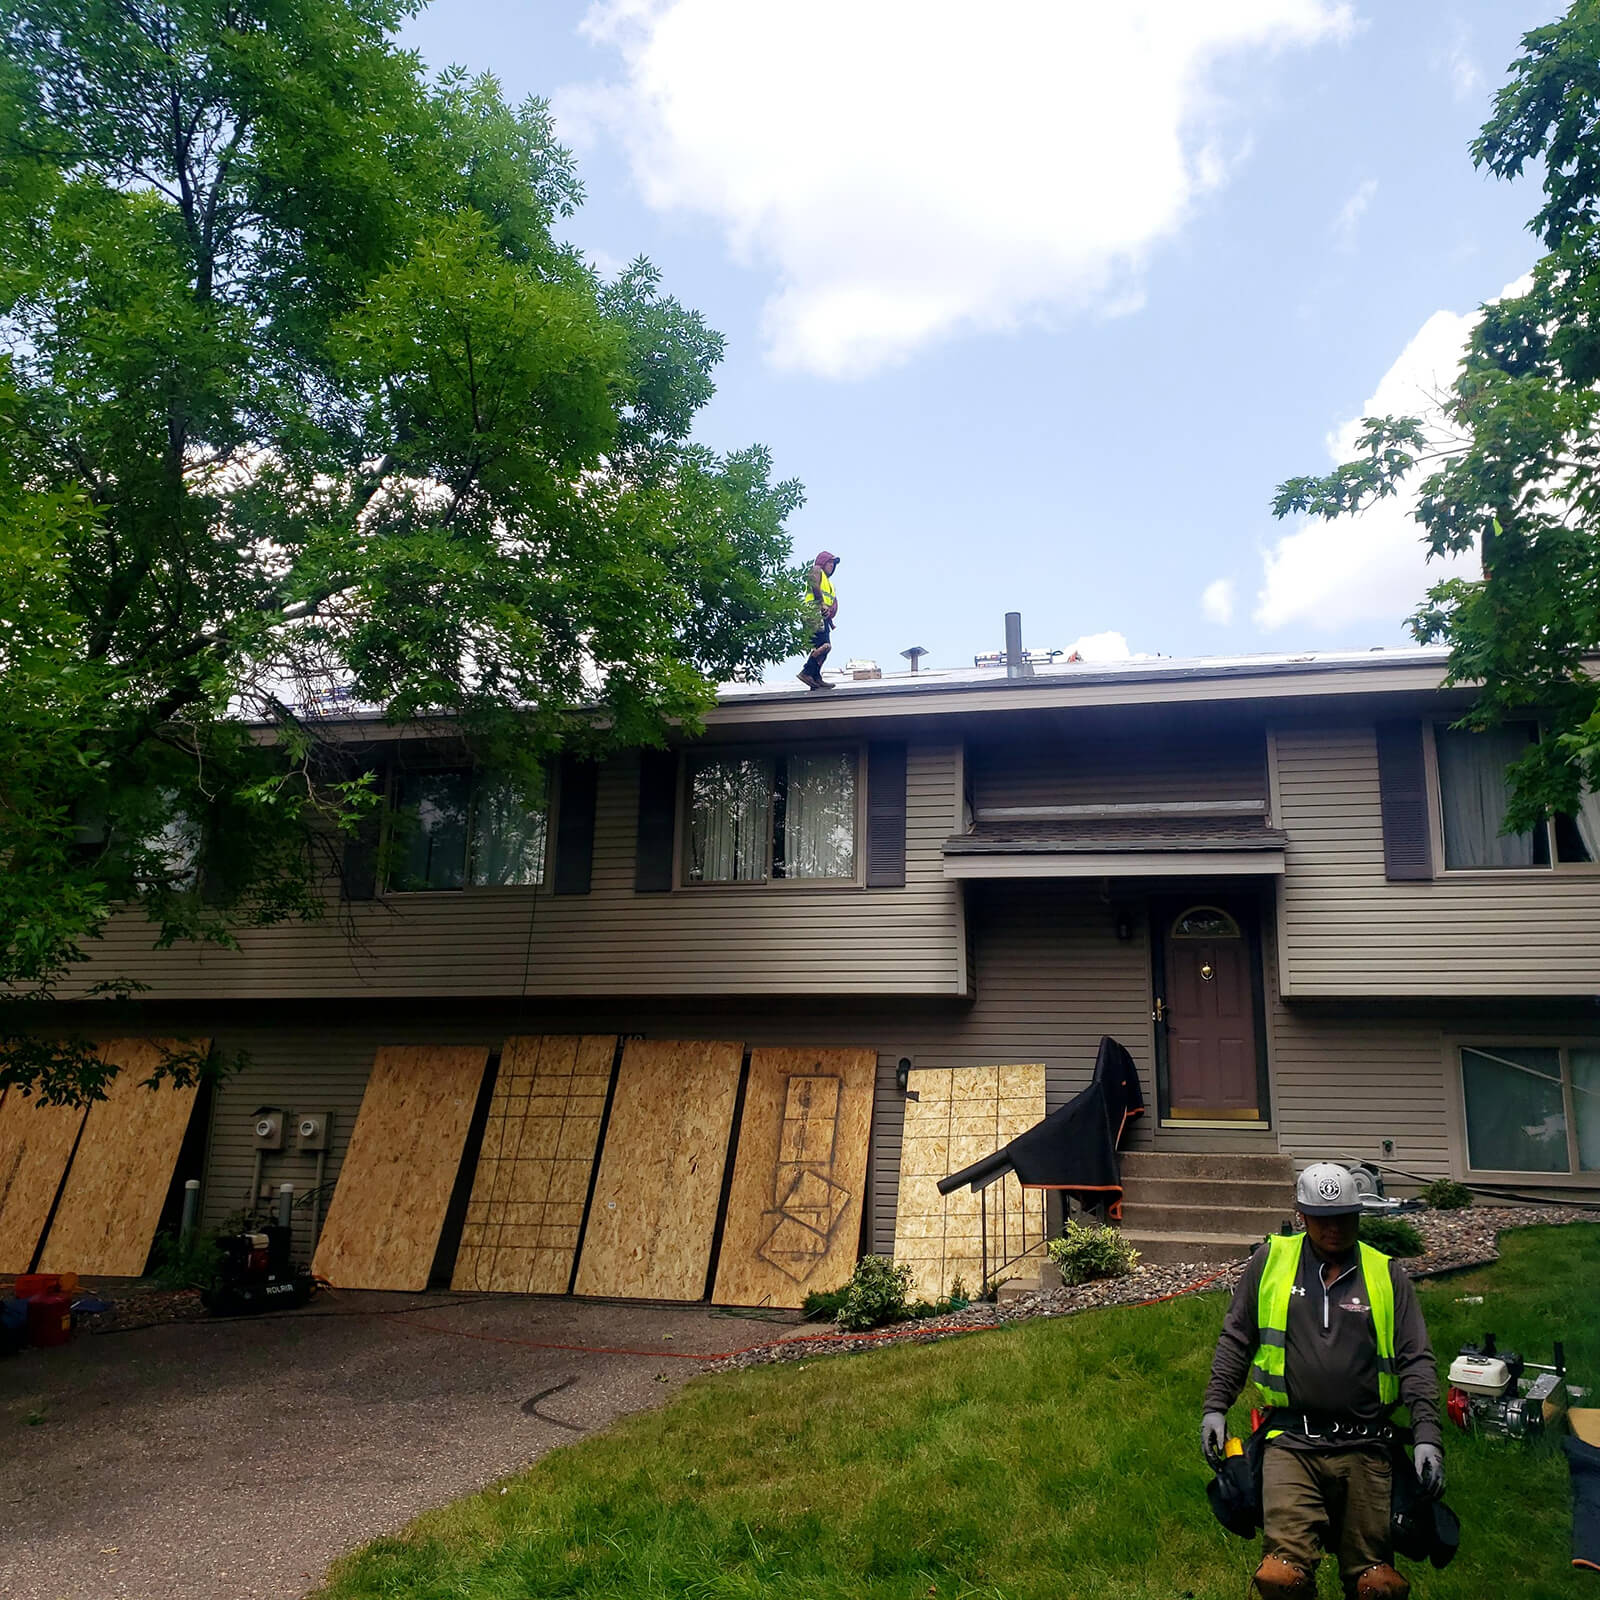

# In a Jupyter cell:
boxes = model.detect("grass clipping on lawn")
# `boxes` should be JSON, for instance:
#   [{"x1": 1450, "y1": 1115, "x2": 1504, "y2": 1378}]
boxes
[{"x1": 315, "y1": 1224, "x2": 1599, "y2": 1600}]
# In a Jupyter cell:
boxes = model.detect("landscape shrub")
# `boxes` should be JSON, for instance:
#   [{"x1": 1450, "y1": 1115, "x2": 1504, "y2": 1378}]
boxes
[
  {"x1": 1419, "y1": 1178, "x2": 1473, "y2": 1210},
  {"x1": 801, "y1": 1285, "x2": 850, "y2": 1321},
  {"x1": 148, "y1": 1228, "x2": 222, "y2": 1291},
  {"x1": 835, "y1": 1255, "x2": 914, "y2": 1331},
  {"x1": 1048, "y1": 1218, "x2": 1141, "y2": 1285},
  {"x1": 1359, "y1": 1216, "x2": 1425, "y2": 1258}
]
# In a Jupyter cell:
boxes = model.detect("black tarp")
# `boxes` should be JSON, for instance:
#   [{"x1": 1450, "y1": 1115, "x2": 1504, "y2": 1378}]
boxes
[
  {"x1": 937, "y1": 1035, "x2": 1145, "y2": 1218},
  {"x1": 1567, "y1": 1434, "x2": 1600, "y2": 1573}
]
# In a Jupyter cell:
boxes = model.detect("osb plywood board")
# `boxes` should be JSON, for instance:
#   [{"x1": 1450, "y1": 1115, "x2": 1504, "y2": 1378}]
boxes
[
  {"x1": 451, "y1": 1035, "x2": 615, "y2": 1295},
  {"x1": 573, "y1": 1039, "x2": 743, "y2": 1301},
  {"x1": 892, "y1": 1064, "x2": 1046, "y2": 1302},
  {"x1": 0, "y1": 1091, "x2": 89, "y2": 1274},
  {"x1": 313, "y1": 1045, "x2": 488, "y2": 1291},
  {"x1": 39, "y1": 1039, "x2": 206, "y2": 1277},
  {"x1": 711, "y1": 1047, "x2": 876, "y2": 1308}
]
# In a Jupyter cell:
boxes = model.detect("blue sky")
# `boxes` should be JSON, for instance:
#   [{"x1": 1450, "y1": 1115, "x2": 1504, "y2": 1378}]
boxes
[{"x1": 403, "y1": 1, "x2": 1552, "y2": 675}]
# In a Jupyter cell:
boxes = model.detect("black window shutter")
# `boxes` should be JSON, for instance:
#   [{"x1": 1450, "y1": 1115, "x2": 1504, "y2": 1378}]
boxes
[
  {"x1": 1374, "y1": 720, "x2": 1434, "y2": 881},
  {"x1": 635, "y1": 749, "x2": 678, "y2": 893},
  {"x1": 865, "y1": 742, "x2": 908, "y2": 888},
  {"x1": 552, "y1": 756, "x2": 598, "y2": 895}
]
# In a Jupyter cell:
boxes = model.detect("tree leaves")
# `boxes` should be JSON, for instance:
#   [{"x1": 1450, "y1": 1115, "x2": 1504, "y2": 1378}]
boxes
[
  {"x1": 0, "y1": 0, "x2": 805, "y2": 1098},
  {"x1": 1274, "y1": 1, "x2": 1600, "y2": 836}
]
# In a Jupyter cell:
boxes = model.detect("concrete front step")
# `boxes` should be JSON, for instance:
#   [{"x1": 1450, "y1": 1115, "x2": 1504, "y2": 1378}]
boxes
[
  {"x1": 1119, "y1": 1176, "x2": 1290, "y2": 1208},
  {"x1": 1119, "y1": 1150, "x2": 1295, "y2": 1182},
  {"x1": 1120, "y1": 1201, "x2": 1290, "y2": 1236},
  {"x1": 1121, "y1": 1228, "x2": 1263, "y2": 1267}
]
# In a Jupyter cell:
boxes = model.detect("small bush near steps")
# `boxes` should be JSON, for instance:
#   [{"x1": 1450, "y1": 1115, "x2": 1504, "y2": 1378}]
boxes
[
  {"x1": 833, "y1": 1256, "x2": 914, "y2": 1331},
  {"x1": 1358, "y1": 1215, "x2": 1425, "y2": 1258},
  {"x1": 1419, "y1": 1178, "x2": 1473, "y2": 1210},
  {"x1": 1048, "y1": 1219, "x2": 1141, "y2": 1285},
  {"x1": 805, "y1": 1268, "x2": 971, "y2": 1328}
]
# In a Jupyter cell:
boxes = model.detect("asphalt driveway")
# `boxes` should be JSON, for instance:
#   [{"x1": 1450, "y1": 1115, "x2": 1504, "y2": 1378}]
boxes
[{"x1": 0, "y1": 1291, "x2": 804, "y2": 1600}]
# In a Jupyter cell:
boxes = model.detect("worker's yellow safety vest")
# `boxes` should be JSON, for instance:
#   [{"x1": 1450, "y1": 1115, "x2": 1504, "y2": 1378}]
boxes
[
  {"x1": 1249, "y1": 1233, "x2": 1398, "y2": 1411},
  {"x1": 817, "y1": 568, "x2": 835, "y2": 611}
]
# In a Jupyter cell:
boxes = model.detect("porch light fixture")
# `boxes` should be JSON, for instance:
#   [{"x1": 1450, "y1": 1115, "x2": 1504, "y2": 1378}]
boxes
[{"x1": 896, "y1": 1057, "x2": 912, "y2": 1092}]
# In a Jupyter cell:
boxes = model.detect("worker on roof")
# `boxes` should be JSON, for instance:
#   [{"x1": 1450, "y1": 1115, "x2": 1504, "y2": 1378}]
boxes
[
  {"x1": 1201, "y1": 1162, "x2": 1444, "y2": 1600},
  {"x1": 798, "y1": 550, "x2": 839, "y2": 691}
]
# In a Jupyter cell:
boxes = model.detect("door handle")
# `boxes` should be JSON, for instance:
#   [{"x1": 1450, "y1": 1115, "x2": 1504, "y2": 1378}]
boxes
[{"x1": 1152, "y1": 997, "x2": 1165, "y2": 1024}]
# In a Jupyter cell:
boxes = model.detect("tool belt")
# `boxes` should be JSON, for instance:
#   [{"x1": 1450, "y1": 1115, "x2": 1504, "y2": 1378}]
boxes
[{"x1": 1267, "y1": 1408, "x2": 1394, "y2": 1444}]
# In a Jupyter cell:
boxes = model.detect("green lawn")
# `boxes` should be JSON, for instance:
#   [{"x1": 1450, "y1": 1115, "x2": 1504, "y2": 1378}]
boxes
[{"x1": 316, "y1": 1225, "x2": 1599, "y2": 1599}]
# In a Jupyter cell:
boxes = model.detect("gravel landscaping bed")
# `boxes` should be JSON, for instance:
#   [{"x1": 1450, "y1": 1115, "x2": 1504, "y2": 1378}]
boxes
[
  {"x1": 711, "y1": 1203, "x2": 1597, "y2": 1373},
  {"x1": 65, "y1": 1284, "x2": 209, "y2": 1334}
]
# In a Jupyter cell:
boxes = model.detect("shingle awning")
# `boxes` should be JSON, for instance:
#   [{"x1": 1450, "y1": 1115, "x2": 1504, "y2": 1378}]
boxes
[{"x1": 942, "y1": 816, "x2": 1288, "y2": 878}]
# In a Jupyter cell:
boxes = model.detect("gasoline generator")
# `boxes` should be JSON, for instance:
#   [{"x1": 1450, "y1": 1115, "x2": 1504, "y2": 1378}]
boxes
[
  {"x1": 1446, "y1": 1331, "x2": 1572, "y2": 1439},
  {"x1": 201, "y1": 1223, "x2": 313, "y2": 1316}
]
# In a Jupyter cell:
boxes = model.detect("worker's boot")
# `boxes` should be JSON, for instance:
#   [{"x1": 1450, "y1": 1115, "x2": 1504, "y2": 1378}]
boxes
[
  {"x1": 1253, "y1": 1555, "x2": 1314, "y2": 1599},
  {"x1": 1353, "y1": 1564, "x2": 1409, "y2": 1599}
]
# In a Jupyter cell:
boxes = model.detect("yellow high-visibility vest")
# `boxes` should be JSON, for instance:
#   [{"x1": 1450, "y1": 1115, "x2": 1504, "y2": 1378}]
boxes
[
  {"x1": 817, "y1": 568, "x2": 835, "y2": 611},
  {"x1": 1250, "y1": 1234, "x2": 1398, "y2": 1412}
]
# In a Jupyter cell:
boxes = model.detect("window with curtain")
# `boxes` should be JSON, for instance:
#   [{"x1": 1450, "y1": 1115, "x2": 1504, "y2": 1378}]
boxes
[
  {"x1": 686, "y1": 749, "x2": 858, "y2": 884},
  {"x1": 1460, "y1": 1044, "x2": 1598, "y2": 1173},
  {"x1": 1435, "y1": 724, "x2": 1546, "y2": 869},
  {"x1": 387, "y1": 769, "x2": 546, "y2": 891}
]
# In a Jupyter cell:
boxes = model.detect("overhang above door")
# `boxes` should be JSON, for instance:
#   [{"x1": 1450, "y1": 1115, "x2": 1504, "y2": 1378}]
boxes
[{"x1": 942, "y1": 812, "x2": 1287, "y2": 879}]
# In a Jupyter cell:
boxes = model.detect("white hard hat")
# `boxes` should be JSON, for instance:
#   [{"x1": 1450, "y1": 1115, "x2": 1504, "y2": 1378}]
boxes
[{"x1": 1295, "y1": 1161, "x2": 1361, "y2": 1216}]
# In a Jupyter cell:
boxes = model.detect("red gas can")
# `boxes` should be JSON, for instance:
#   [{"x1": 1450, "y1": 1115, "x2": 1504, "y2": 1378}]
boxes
[
  {"x1": 15, "y1": 1273, "x2": 61, "y2": 1300},
  {"x1": 26, "y1": 1291, "x2": 72, "y2": 1348}
]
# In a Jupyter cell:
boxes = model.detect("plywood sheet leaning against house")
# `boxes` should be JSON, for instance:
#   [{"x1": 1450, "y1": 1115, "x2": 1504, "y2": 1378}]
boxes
[
  {"x1": 451, "y1": 1034, "x2": 615, "y2": 1295},
  {"x1": 573, "y1": 1039, "x2": 743, "y2": 1301},
  {"x1": 711, "y1": 1047, "x2": 876, "y2": 1308},
  {"x1": 893, "y1": 1064, "x2": 1046, "y2": 1302},
  {"x1": 313, "y1": 1045, "x2": 488, "y2": 1291},
  {"x1": 38, "y1": 1039, "x2": 207, "y2": 1277},
  {"x1": 0, "y1": 1091, "x2": 89, "y2": 1274}
]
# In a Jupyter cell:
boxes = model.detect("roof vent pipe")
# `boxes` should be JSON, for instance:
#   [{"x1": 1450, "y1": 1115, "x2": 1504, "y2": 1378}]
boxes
[{"x1": 1004, "y1": 612, "x2": 1033, "y2": 678}]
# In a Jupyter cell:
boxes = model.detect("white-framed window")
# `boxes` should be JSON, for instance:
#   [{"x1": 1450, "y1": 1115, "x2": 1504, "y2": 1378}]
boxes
[
  {"x1": 1459, "y1": 1043, "x2": 1599, "y2": 1175},
  {"x1": 1433, "y1": 722, "x2": 1600, "y2": 870},
  {"x1": 684, "y1": 748, "x2": 859, "y2": 885},
  {"x1": 386, "y1": 769, "x2": 547, "y2": 891}
]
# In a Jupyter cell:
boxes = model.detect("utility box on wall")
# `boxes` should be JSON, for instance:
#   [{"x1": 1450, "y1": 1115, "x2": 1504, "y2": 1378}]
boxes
[
  {"x1": 252, "y1": 1110, "x2": 284, "y2": 1150},
  {"x1": 295, "y1": 1113, "x2": 331, "y2": 1151}
]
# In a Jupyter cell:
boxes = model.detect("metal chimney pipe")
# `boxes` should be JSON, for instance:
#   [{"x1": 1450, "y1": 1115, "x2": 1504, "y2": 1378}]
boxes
[{"x1": 1004, "y1": 612, "x2": 1032, "y2": 678}]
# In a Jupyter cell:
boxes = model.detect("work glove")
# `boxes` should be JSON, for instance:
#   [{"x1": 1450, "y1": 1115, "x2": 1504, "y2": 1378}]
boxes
[
  {"x1": 1414, "y1": 1442, "x2": 1445, "y2": 1498},
  {"x1": 1201, "y1": 1410, "x2": 1228, "y2": 1470}
]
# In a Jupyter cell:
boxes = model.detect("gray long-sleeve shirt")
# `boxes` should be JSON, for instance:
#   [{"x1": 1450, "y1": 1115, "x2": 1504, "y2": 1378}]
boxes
[{"x1": 1203, "y1": 1237, "x2": 1441, "y2": 1450}]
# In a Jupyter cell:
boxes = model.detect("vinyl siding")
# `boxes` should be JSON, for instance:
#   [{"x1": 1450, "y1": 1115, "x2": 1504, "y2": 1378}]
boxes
[
  {"x1": 969, "y1": 727, "x2": 1266, "y2": 811},
  {"x1": 36, "y1": 882, "x2": 1598, "y2": 1276},
  {"x1": 1274, "y1": 725, "x2": 1600, "y2": 996},
  {"x1": 59, "y1": 880, "x2": 1157, "y2": 1263},
  {"x1": 70, "y1": 743, "x2": 966, "y2": 1001}
]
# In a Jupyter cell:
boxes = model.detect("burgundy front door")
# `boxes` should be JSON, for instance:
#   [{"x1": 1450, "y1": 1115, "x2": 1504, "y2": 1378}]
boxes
[{"x1": 1160, "y1": 905, "x2": 1261, "y2": 1120}]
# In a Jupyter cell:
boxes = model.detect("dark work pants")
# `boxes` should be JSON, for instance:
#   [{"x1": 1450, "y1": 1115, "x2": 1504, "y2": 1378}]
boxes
[{"x1": 1262, "y1": 1441, "x2": 1392, "y2": 1589}]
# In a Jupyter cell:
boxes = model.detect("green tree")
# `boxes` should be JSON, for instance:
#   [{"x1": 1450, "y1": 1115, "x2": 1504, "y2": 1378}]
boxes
[
  {"x1": 0, "y1": 0, "x2": 805, "y2": 1101},
  {"x1": 1273, "y1": 1, "x2": 1600, "y2": 836}
]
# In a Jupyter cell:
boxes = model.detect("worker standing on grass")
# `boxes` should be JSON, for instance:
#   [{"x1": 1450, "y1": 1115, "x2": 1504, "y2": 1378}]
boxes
[
  {"x1": 797, "y1": 550, "x2": 839, "y2": 690},
  {"x1": 1200, "y1": 1163, "x2": 1445, "y2": 1600}
]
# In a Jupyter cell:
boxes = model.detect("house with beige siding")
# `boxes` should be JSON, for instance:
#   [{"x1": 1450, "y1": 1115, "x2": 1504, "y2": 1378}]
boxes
[{"x1": 25, "y1": 642, "x2": 1600, "y2": 1291}]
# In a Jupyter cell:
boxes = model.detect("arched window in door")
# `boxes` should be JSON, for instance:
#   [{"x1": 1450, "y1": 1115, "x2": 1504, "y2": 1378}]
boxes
[{"x1": 1170, "y1": 905, "x2": 1241, "y2": 941}]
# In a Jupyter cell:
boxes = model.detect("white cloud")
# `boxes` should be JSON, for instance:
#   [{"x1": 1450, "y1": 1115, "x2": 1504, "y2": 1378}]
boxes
[
  {"x1": 1439, "y1": 28, "x2": 1484, "y2": 103},
  {"x1": 562, "y1": 0, "x2": 1353, "y2": 377},
  {"x1": 1332, "y1": 177, "x2": 1377, "y2": 250},
  {"x1": 1066, "y1": 630, "x2": 1133, "y2": 662},
  {"x1": 1202, "y1": 578, "x2": 1237, "y2": 624},
  {"x1": 1253, "y1": 276, "x2": 1532, "y2": 634}
]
